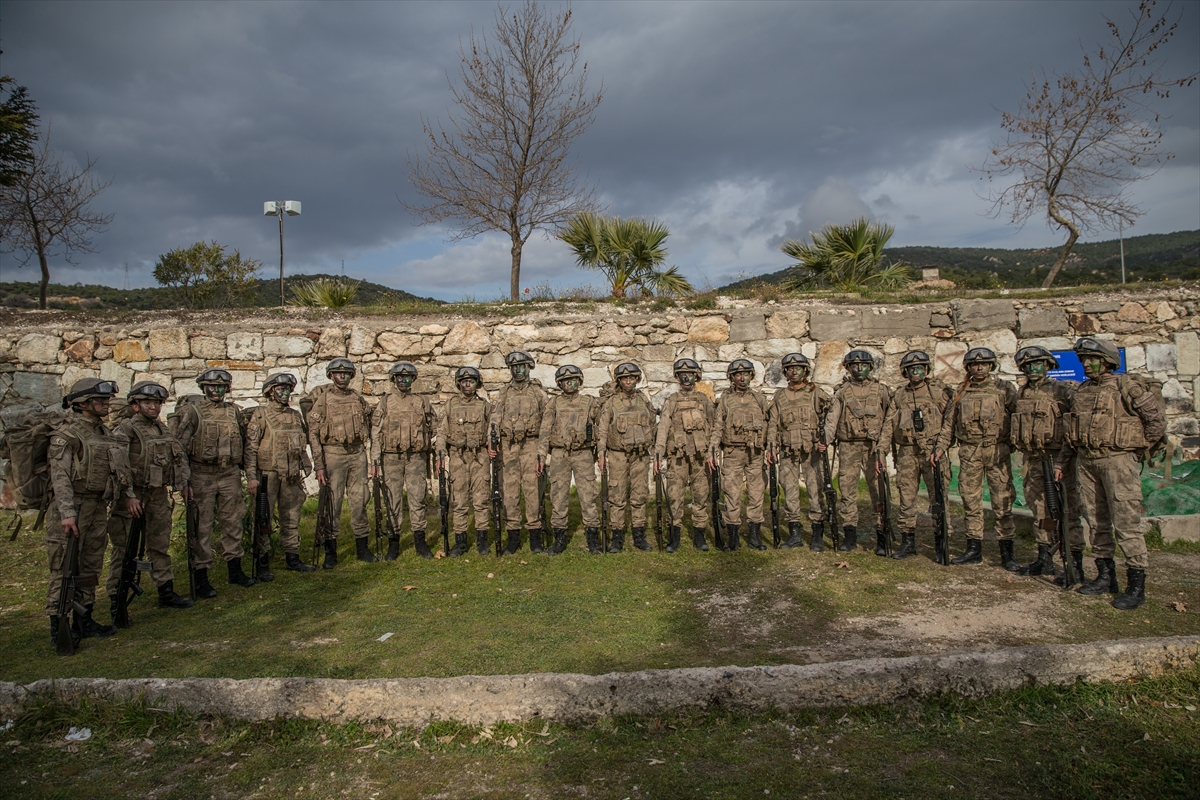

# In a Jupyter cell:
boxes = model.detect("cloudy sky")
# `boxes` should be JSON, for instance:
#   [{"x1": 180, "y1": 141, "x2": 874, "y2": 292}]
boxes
[{"x1": 2, "y1": 0, "x2": 1197, "y2": 300}]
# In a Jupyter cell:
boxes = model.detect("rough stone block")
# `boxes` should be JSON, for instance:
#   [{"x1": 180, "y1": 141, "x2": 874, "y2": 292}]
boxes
[
  {"x1": 64, "y1": 339, "x2": 94, "y2": 363},
  {"x1": 765, "y1": 310, "x2": 808, "y2": 339},
  {"x1": 493, "y1": 324, "x2": 539, "y2": 345},
  {"x1": 12, "y1": 371, "x2": 61, "y2": 405},
  {"x1": 60, "y1": 365, "x2": 100, "y2": 392},
  {"x1": 113, "y1": 340, "x2": 148, "y2": 363},
  {"x1": 641, "y1": 344, "x2": 676, "y2": 362},
  {"x1": 592, "y1": 323, "x2": 635, "y2": 347},
  {"x1": 1151, "y1": 301, "x2": 1178, "y2": 322},
  {"x1": 966, "y1": 329, "x2": 1018, "y2": 356},
  {"x1": 1018, "y1": 307, "x2": 1068, "y2": 338},
  {"x1": 1152, "y1": 516, "x2": 1200, "y2": 543},
  {"x1": 718, "y1": 344, "x2": 746, "y2": 361},
  {"x1": 419, "y1": 324, "x2": 449, "y2": 336},
  {"x1": 809, "y1": 310, "x2": 862, "y2": 342},
  {"x1": 189, "y1": 336, "x2": 226, "y2": 359},
  {"x1": 16, "y1": 334, "x2": 62, "y2": 364},
  {"x1": 1082, "y1": 301, "x2": 1120, "y2": 314},
  {"x1": 376, "y1": 333, "x2": 425, "y2": 358},
  {"x1": 1070, "y1": 313, "x2": 1100, "y2": 334},
  {"x1": 1162, "y1": 379, "x2": 1191, "y2": 413},
  {"x1": 812, "y1": 342, "x2": 849, "y2": 385},
  {"x1": 861, "y1": 308, "x2": 930, "y2": 338},
  {"x1": 132, "y1": 371, "x2": 173, "y2": 393},
  {"x1": 934, "y1": 341, "x2": 969, "y2": 384},
  {"x1": 229, "y1": 370, "x2": 258, "y2": 391},
  {"x1": 148, "y1": 328, "x2": 190, "y2": 359},
  {"x1": 1117, "y1": 303, "x2": 1151, "y2": 323},
  {"x1": 263, "y1": 335, "x2": 314, "y2": 357},
  {"x1": 930, "y1": 312, "x2": 953, "y2": 328},
  {"x1": 1175, "y1": 332, "x2": 1199, "y2": 376},
  {"x1": 728, "y1": 313, "x2": 766, "y2": 342},
  {"x1": 746, "y1": 338, "x2": 803, "y2": 360},
  {"x1": 266, "y1": 368, "x2": 305, "y2": 393},
  {"x1": 581, "y1": 367, "x2": 610, "y2": 389},
  {"x1": 317, "y1": 327, "x2": 347, "y2": 358},
  {"x1": 644, "y1": 362, "x2": 674, "y2": 383},
  {"x1": 1019, "y1": 336, "x2": 1074, "y2": 353},
  {"x1": 687, "y1": 317, "x2": 729, "y2": 344},
  {"x1": 442, "y1": 322, "x2": 492, "y2": 354},
  {"x1": 534, "y1": 325, "x2": 576, "y2": 343},
  {"x1": 227, "y1": 332, "x2": 263, "y2": 361},
  {"x1": 347, "y1": 325, "x2": 376, "y2": 356},
  {"x1": 951, "y1": 299, "x2": 1015, "y2": 332},
  {"x1": 1145, "y1": 343, "x2": 1176, "y2": 372}
]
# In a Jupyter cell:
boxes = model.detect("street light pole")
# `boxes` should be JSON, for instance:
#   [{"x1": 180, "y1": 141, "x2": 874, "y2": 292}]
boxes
[{"x1": 263, "y1": 201, "x2": 301, "y2": 307}]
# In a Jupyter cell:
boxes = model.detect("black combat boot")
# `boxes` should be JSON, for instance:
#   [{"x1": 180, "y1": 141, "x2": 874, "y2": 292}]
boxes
[
  {"x1": 746, "y1": 522, "x2": 767, "y2": 551},
  {"x1": 726, "y1": 524, "x2": 741, "y2": 551},
  {"x1": 1111, "y1": 568, "x2": 1146, "y2": 611},
  {"x1": 998, "y1": 540, "x2": 1021, "y2": 572},
  {"x1": 194, "y1": 568, "x2": 217, "y2": 598},
  {"x1": 355, "y1": 537, "x2": 378, "y2": 563},
  {"x1": 286, "y1": 552, "x2": 317, "y2": 572},
  {"x1": 782, "y1": 522, "x2": 804, "y2": 549},
  {"x1": 157, "y1": 580, "x2": 194, "y2": 609},
  {"x1": 632, "y1": 527, "x2": 653, "y2": 551},
  {"x1": 874, "y1": 529, "x2": 889, "y2": 557},
  {"x1": 110, "y1": 595, "x2": 132, "y2": 629},
  {"x1": 891, "y1": 531, "x2": 917, "y2": 560},
  {"x1": 607, "y1": 530, "x2": 624, "y2": 553},
  {"x1": 837, "y1": 525, "x2": 857, "y2": 552},
  {"x1": 809, "y1": 523, "x2": 825, "y2": 552},
  {"x1": 76, "y1": 604, "x2": 116, "y2": 638},
  {"x1": 384, "y1": 535, "x2": 400, "y2": 561},
  {"x1": 529, "y1": 529, "x2": 544, "y2": 554},
  {"x1": 951, "y1": 539, "x2": 983, "y2": 565},
  {"x1": 665, "y1": 526, "x2": 681, "y2": 553},
  {"x1": 412, "y1": 531, "x2": 434, "y2": 560},
  {"x1": 323, "y1": 539, "x2": 338, "y2": 570},
  {"x1": 1018, "y1": 544, "x2": 1057, "y2": 577},
  {"x1": 227, "y1": 558, "x2": 257, "y2": 588},
  {"x1": 550, "y1": 528, "x2": 567, "y2": 555},
  {"x1": 503, "y1": 529, "x2": 522, "y2": 555},
  {"x1": 1077, "y1": 558, "x2": 1119, "y2": 595},
  {"x1": 448, "y1": 533, "x2": 468, "y2": 558},
  {"x1": 585, "y1": 527, "x2": 602, "y2": 554},
  {"x1": 256, "y1": 554, "x2": 275, "y2": 582},
  {"x1": 1053, "y1": 551, "x2": 1085, "y2": 587},
  {"x1": 476, "y1": 529, "x2": 490, "y2": 555},
  {"x1": 692, "y1": 526, "x2": 708, "y2": 551}
]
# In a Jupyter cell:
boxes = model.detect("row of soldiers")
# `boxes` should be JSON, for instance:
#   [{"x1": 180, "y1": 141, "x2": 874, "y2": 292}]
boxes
[{"x1": 41, "y1": 334, "x2": 1165, "y2": 651}]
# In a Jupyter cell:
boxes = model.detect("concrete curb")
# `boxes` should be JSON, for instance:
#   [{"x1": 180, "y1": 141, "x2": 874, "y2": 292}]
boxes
[{"x1": 3, "y1": 636, "x2": 1197, "y2": 727}]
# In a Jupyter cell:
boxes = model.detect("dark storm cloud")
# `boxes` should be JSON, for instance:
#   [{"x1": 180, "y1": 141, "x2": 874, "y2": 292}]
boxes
[{"x1": 1, "y1": 1, "x2": 1196, "y2": 298}]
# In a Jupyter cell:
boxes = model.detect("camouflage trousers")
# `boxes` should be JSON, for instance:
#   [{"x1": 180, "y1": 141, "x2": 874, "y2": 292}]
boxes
[
  {"x1": 957, "y1": 442, "x2": 1015, "y2": 542},
  {"x1": 501, "y1": 439, "x2": 541, "y2": 530},
  {"x1": 106, "y1": 485, "x2": 175, "y2": 596},
  {"x1": 447, "y1": 447, "x2": 491, "y2": 539},
  {"x1": 606, "y1": 449, "x2": 651, "y2": 529},
  {"x1": 323, "y1": 444, "x2": 369, "y2": 540},
  {"x1": 380, "y1": 451, "x2": 430, "y2": 534},
  {"x1": 719, "y1": 446, "x2": 765, "y2": 526},
  {"x1": 835, "y1": 440, "x2": 881, "y2": 529},
  {"x1": 663, "y1": 452, "x2": 710, "y2": 529},
  {"x1": 1077, "y1": 451, "x2": 1148, "y2": 570},
  {"x1": 1021, "y1": 453, "x2": 1086, "y2": 550},
  {"x1": 894, "y1": 444, "x2": 938, "y2": 532},
  {"x1": 777, "y1": 448, "x2": 825, "y2": 524},
  {"x1": 189, "y1": 464, "x2": 245, "y2": 568},
  {"x1": 257, "y1": 471, "x2": 307, "y2": 555},
  {"x1": 549, "y1": 447, "x2": 598, "y2": 528},
  {"x1": 44, "y1": 492, "x2": 108, "y2": 616}
]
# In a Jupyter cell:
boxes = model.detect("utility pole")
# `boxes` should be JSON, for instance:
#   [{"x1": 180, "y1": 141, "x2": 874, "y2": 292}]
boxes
[
  {"x1": 1119, "y1": 221, "x2": 1126, "y2": 285},
  {"x1": 263, "y1": 200, "x2": 302, "y2": 306}
]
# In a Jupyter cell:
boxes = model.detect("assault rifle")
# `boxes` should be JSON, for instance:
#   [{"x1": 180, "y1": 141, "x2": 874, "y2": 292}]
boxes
[
  {"x1": 113, "y1": 513, "x2": 148, "y2": 628},
  {"x1": 186, "y1": 499, "x2": 200, "y2": 602},
  {"x1": 874, "y1": 455, "x2": 894, "y2": 558},
  {"x1": 437, "y1": 457, "x2": 451, "y2": 556},
  {"x1": 599, "y1": 461, "x2": 610, "y2": 554},
  {"x1": 56, "y1": 535, "x2": 92, "y2": 656},
  {"x1": 252, "y1": 474, "x2": 272, "y2": 580},
  {"x1": 709, "y1": 461, "x2": 727, "y2": 551},
  {"x1": 490, "y1": 428, "x2": 503, "y2": 557},
  {"x1": 654, "y1": 466, "x2": 667, "y2": 552},
  {"x1": 537, "y1": 457, "x2": 552, "y2": 548},
  {"x1": 929, "y1": 455, "x2": 951, "y2": 566},
  {"x1": 768, "y1": 451, "x2": 781, "y2": 548},
  {"x1": 371, "y1": 474, "x2": 387, "y2": 558},
  {"x1": 1043, "y1": 458, "x2": 1078, "y2": 589},
  {"x1": 314, "y1": 483, "x2": 337, "y2": 566},
  {"x1": 819, "y1": 440, "x2": 839, "y2": 549}
]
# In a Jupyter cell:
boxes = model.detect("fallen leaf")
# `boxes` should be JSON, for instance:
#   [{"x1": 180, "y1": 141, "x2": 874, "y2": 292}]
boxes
[
  {"x1": 376, "y1": 632, "x2": 394, "y2": 642},
  {"x1": 503, "y1": 735, "x2": 519, "y2": 748},
  {"x1": 1017, "y1": 721, "x2": 1040, "y2": 727},
  {"x1": 1143, "y1": 732, "x2": 1151, "y2": 741},
  {"x1": 434, "y1": 551, "x2": 445, "y2": 559},
  {"x1": 487, "y1": 573, "x2": 494, "y2": 579},
  {"x1": 520, "y1": 560, "x2": 528, "y2": 565},
  {"x1": 1173, "y1": 601, "x2": 1187, "y2": 612},
  {"x1": 354, "y1": 744, "x2": 376, "y2": 751},
  {"x1": 648, "y1": 758, "x2": 665, "y2": 765},
  {"x1": 436, "y1": 734, "x2": 455, "y2": 744},
  {"x1": 1005, "y1": 576, "x2": 1014, "y2": 583},
  {"x1": 536, "y1": 724, "x2": 551, "y2": 737},
  {"x1": 836, "y1": 562, "x2": 850, "y2": 569},
  {"x1": 403, "y1": 585, "x2": 417, "y2": 591}
]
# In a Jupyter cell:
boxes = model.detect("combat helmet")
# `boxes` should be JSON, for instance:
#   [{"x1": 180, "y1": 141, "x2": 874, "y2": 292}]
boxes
[
  {"x1": 781, "y1": 353, "x2": 811, "y2": 373},
  {"x1": 262, "y1": 373, "x2": 298, "y2": 396},
  {"x1": 963, "y1": 347, "x2": 998, "y2": 370},
  {"x1": 63, "y1": 378, "x2": 119, "y2": 409},
  {"x1": 899, "y1": 350, "x2": 932, "y2": 376},
  {"x1": 1073, "y1": 337, "x2": 1121, "y2": 368},
  {"x1": 1015, "y1": 346, "x2": 1059, "y2": 370},
  {"x1": 128, "y1": 381, "x2": 170, "y2": 402},
  {"x1": 505, "y1": 351, "x2": 535, "y2": 367},
  {"x1": 389, "y1": 362, "x2": 418, "y2": 378},
  {"x1": 726, "y1": 358, "x2": 755, "y2": 377},
  {"x1": 555, "y1": 365, "x2": 584, "y2": 386},
  {"x1": 673, "y1": 358, "x2": 702, "y2": 376},
  {"x1": 455, "y1": 366, "x2": 483, "y2": 386},
  {"x1": 842, "y1": 349, "x2": 874, "y2": 367},
  {"x1": 325, "y1": 357, "x2": 356, "y2": 376},
  {"x1": 613, "y1": 362, "x2": 642, "y2": 381},
  {"x1": 196, "y1": 368, "x2": 233, "y2": 386}
]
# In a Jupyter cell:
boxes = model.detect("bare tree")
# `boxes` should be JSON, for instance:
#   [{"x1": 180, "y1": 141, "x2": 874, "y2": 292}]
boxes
[
  {"x1": 407, "y1": 1, "x2": 602, "y2": 301},
  {"x1": 0, "y1": 132, "x2": 113, "y2": 308},
  {"x1": 977, "y1": 0, "x2": 1196, "y2": 288}
]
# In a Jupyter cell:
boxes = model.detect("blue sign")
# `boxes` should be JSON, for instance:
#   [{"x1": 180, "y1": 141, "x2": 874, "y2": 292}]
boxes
[{"x1": 1047, "y1": 348, "x2": 1126, "y2": 382}]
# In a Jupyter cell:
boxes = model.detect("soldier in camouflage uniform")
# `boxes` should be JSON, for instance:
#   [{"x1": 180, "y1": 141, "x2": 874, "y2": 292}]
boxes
[
  {"x1": 597, "y1": 362, "x2": 656, "y2": 553},
  {"x1": 655, "y1": 358, "x2": 714, "y2": 552},
  {"x1": 307, "y1": 358, "x2": 375, "y2": 567},
  {"x1": 371, "y1": 362, "x2": 436, "y2": 560},
  {"x1": 245, "y1": 373, "x2": 317, "y2": 576},
  {"x1": 46, "y1": 378, "x2": 130, "y2": 648},
  {"x1": 878, "y1": 351, "x2": 952, "y2": 559},
  {"x1": 709, "y1": 359, "x2": 769, "y2": 551},
  {"x1": 933, "y1": 347, "x2": 1019, "y2": 569},
  {"x1": 490, "y1": 351, "x2": 548, "y2": 555},
  {"x1": 1009, "y1": 346, "x2": 1085, "y2": 581},
  {"x1": 105, "y1": 382, "x2": 193, "y2": 626},
  {"x1": 539, "y1": 365, "x2": 600, "y2": 553},
  {"x1": 436, "y1": 366, "x2": 492, "y2": 557},
  {"x1": 767, "y1": 353, "x2": 832, "y2": 550},
  {"x1": 1058, "y1": 338, "x2": 1166, "y2": 611},
  {"x1": 823, "y1": 350, "x2": 892, "y2": 552},
  {"x1": 173, "y1": 369, "x2": 255, "y2": 592}
]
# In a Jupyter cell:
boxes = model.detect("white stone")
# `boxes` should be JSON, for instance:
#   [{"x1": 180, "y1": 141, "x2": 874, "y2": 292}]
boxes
[
  {"x1": 493, "y1": 324, "x2": 539, "y2": 345},
  {"x1": 419, "y1": 324, "x2": 449, "y2": 336},
  {"x1": 266, "y1": 368, "x2": 305, "y2": 393},
  {"x1": 442, "y1": 322, "x2": 492, "y2": 354},
  {"x1": 148, "y1": 328, "x2": 190, "y2": 359},
  {"x1": 229, "y1": 370, "x2": 258, "y2": 391},
  {"x1": 1124, "y1": 345, "x2": 1146, "y2": 371},
  {"x1": 348, "y1": 325, "x2": 376, "y2": 356},
  {"x1": 745, "y1": 338, "x2": 803, "y2": 360},
  {"x1": 263, "y1": 335, "x2": 314, "y2": 357},
  {"x1": 531, "y1": 364, "x2": 558, "y2": 387},
  {"x1": 1175, "y1": 331, "x2": 1199, "y2": 376},
  {"x1": 1018, "y1": 337, "x2": 1073, "y2": 352},
  {"x1": 99, "y1": 359, "x2": 134, "y2": 389},
  {"x1": 16, "y1": 334, "x2": 62, "y2": 364},
  {"x1": 718, "y1": 344, "x2": 746, "y2": 361},
  {"x1": 227, "y1": 332, "x2": 263, "y2": 361},
  {"x1": 190, "y1": 336, "x2": 226, "y2": 359},
  {"x1": 60, "y1": 365, "x2": 99, "y2": 391},
  {"x1": 1145, "y1": 343, "x2": 1177, "y2": 372},
  {"x1": 964, "y1": 328, "x2": 1018, "y2": 356},
  {"x1": 581, "y1": 367, "x2": 611, "y2": 388},
  {"x1": 306, "y1": 362, "x2": 333, "y2": 391}
]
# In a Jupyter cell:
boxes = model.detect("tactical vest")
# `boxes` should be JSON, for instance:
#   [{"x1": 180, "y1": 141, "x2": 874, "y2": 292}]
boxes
[
  {"x1": 445, "y1": 396, "x2": 487, "y2": 449},
  {"x1": 606, "y1": 394, "x2": 655, "y2": 453},
  {"x1": 1065, "y1": 378, "x2": 1147, "y2": 453},
  {"x1": 313, "y1": 387, "x2": 367, "y2": 446},
  {"x1": 774, "y1": 385, "x2": 823, "y2": 454},
  {"x1": 719, "y1": 390, "x2": 766, "y2": 448},
  {"x1": 835, "y1": 381, "x2": 887, "y2": 441},
  {"x1": 496, "y1": 384, "x2": 542, "y2": 443},
  {"x1": 893, "y1": 381, "x2": 945, "y2": 447},
  {"x1": 124, "y1": 417, "x2": 180, "y2": 489},
  {"x1": 547, "y1": 395, "x2": 594, "y2": 450},
  {"x1": 378, "y1": 394, "x2": 432, "y2": 453},
  {"x1": 60, "y1": 419, "x2": 126, "y2": 496},
  {"x1": 666, "y1": 392, "x2": 709, "y2": 455},
  {"x1": 188, "y1": 402, "x2": 243, "y2": 467},
  {"x1": 1011, "y1": 381, "x2": 1067, "y2": 453},
  {"x1": 254, "y1": 405, "x2": 309, "y2": 479},
  {"x1": 952, "y1": 380, "x2": 1010, "y2": 446}
]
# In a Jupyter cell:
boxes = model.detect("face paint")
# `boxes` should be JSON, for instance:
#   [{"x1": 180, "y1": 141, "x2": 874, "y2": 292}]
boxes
[
  {"x1": 1081, "y1": 355, "x2": 1105, "y2": 380},
  {"x1": 562, "y1": 378, "x2": 580, "y2": 393},
  {"x1": 137, "y1": 399, "x2": 163, "y2": 419},
  {"x1": 849, "y1": 362, "x2": 871, "y2": 382},
  {"x1": 678, "y1": 373, "x2": 695, "y2": 389},
  {"x1": 785, "y1": 366, "x2": 806, "y2": 385},
  {"x1": 618, "y1": 376, "x2": 638, "y2": 393},
  {"x1": 1022, "y1": 361, "x2": 1048, "y2": 381},
  {"x1": 907, "y1": 365, "x2": 927, "y2": 384},
  {"x1": 511, "y1": 364, "x2": 529, "y2": 382},
  {"x1": 395, "y1": 375, "x2": 414, "y2": 392},
  {"x1": 204, "y1": 384, "x2": 227, "y2": 402},
  {"x1": 967, "y1": 362, "x2": 990, "y2": 382},
  {"x1": 732, "y1": 371, "x2": 750, "y2": 389},
  {"x1": 332, "y1": 372, "x2": 351, "y2": 389},
  {"x1": 459, "y1": 378, "x2": 477, "y2": 397},
  {"x1": 273, "y1": 386, "x2": 292, "y2": 405}
]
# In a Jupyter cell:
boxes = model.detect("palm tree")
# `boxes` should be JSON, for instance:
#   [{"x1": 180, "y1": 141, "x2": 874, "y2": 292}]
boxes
[
  {"x1": 780, "y1": 217, "x2": 914, "y2": 293},
  {"x1": 558, "y1": 212, "x2": 693, "y2": 298}
]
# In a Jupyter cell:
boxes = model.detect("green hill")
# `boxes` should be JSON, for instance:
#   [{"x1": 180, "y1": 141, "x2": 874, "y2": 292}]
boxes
[
  {"x1": 0, "y1": 273, "x2": 441, "y2": 311},
  {"x1": 723, "y1": 229, "x2": 1200, "y2": 291}
]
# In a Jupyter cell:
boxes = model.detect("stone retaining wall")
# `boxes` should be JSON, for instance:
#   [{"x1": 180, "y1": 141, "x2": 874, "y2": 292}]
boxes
[{"x1": 2, "y1": 636, "x2": 1196, "y2": 725}]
